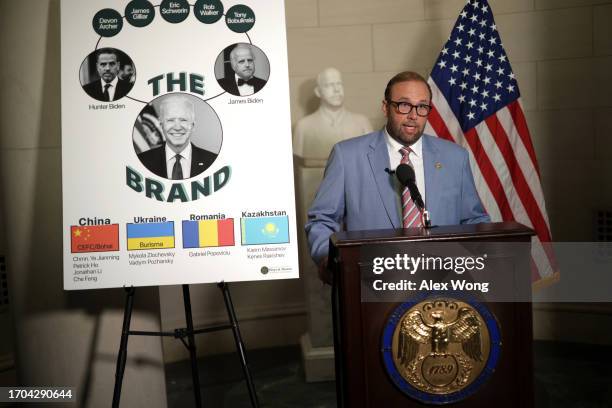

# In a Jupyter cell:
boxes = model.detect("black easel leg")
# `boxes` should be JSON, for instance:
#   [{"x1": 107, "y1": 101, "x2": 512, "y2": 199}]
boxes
[
  {"x1": 112, "y1": 286, "x2": 136, "y2": 408},
  {"x1": 182, "y1": 284, "x2": 203, "y2": 408},
  {"x1": 218, "y1": 282, "x2": 260, "y2": 408}
]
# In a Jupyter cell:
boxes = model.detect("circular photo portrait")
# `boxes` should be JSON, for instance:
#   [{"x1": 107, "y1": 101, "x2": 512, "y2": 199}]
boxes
[
  {"x1": 80, "y1": 48, "x2": 136, "y2": 102},
  {"x1": 215, "y1": 43, "x2": 270, "y2": 97},
  {"x1": 132, "y1": 93, "x2": 223, "y2": 180}
]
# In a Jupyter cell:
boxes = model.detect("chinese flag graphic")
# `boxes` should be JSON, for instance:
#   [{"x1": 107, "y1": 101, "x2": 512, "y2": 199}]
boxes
[{"x1": 71, "y1": 224, "x2": 120, "y2": 253}]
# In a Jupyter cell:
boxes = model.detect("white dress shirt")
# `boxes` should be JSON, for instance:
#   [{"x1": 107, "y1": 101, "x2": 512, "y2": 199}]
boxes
[
  {"x1": 385, "y1": 128, "x2": 426, "y2": 213},
  {"x1": 235, "y1": 73, "x2": 255, "y2": 96},
  {"x1": 100, "y1": 76, "x2": 119, "y2": 101},
  {"x1": 165, "y1": 143, "x2": 192, "y2": 179}
]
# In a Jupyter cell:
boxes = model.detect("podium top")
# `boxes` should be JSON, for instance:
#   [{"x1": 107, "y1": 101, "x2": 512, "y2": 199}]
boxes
[{"x1": 331, "y1": 221, "x2": 534, "y2": 248}]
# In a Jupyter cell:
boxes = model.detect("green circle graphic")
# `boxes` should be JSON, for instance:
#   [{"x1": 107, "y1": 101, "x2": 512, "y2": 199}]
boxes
[
  {"x1": 160, "y1": 0, "x2": 190, "y2": 24},
  {"x1": 125, "y1": 0, "x2": 155, "y2": 27},
  {"x1": 92, "y1": 9, "x2": 123, "y2": 37},
  {"x1": 225, "y1": 4, "x2": 255, "y2": 33},
  {"x1": 194, "y1": 0, "x2": 224, "y2": 24}
]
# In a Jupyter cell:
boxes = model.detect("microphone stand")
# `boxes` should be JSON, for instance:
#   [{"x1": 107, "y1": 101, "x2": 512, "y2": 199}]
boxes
[{"x1": 421, "y1": 209, "x2": 432, "y2": 228}]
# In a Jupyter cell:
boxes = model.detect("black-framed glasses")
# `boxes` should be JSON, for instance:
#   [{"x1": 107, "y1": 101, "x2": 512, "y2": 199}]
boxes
[{"x1": 387, "y1": 100, "x2": 432, "y2": 116}]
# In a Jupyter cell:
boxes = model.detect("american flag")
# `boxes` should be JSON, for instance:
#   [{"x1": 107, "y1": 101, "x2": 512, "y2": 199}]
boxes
[
  {"x1": 133, "y1": 104, "x2": 164, "y2": 154},
  {"x1": 425, "y1": 0, "x2": 558, "y2": 286}
]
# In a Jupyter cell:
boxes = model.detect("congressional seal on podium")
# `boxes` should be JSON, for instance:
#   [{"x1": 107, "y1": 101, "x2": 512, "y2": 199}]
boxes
[{"x1": 381, "y1": 297, "x2": 501, "y2": 404}]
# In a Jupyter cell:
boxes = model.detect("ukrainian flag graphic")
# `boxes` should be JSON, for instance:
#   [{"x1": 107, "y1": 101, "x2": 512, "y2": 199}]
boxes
[
  {"x1": 240, "y1": 216, "x2": 289, "y2": 245},
  {"x1": 127, "y1": 222, "x2": 175, "y2": 250},
  {"x1": 182, "y1": 219, "x2": 235, "y2": 248}
]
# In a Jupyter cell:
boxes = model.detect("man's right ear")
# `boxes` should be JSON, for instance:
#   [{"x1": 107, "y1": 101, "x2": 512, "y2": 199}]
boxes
[
  {"x1": 314, "y1": 87, "x2": 321, "y2": 98},
  {"x1": 382, "y1": 100, "x2": 389, "y2": 117}
]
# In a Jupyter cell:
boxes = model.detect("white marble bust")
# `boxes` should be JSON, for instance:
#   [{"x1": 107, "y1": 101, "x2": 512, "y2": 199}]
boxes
[{"x1": 293, "y1": 67, "x2": 372, "y2": 159}]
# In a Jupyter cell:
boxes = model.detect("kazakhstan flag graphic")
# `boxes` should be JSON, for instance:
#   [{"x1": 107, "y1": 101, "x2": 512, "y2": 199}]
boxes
[{"x1": 241, "y1": 216, "x2": 289, "y2": 245}]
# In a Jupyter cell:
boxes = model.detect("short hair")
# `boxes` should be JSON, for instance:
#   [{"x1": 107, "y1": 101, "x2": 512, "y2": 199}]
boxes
[
  {"x1": 230, "y1": 44, "x2": 253, "y2": 63},
  {"x1": 95, "y1": 47, "x2": 119, "y2": 63},
  {"x1": 316, "y1": 67, "x2": 342, "y2": 88},
  {"x1": 158, "y1": 95, "x2": 195, "y2": 121},
  {"x1": 384, "y1": 71, "x2": 432, "y2": 101}
]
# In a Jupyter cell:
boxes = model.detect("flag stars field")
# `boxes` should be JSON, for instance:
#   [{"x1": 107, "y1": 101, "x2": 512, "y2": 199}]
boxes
[{"x1": 431, "y1": 2, "x2": 519, "y2": 131}]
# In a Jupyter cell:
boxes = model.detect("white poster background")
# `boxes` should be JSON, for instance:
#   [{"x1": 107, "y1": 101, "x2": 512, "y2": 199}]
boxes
[{"x1": 61, "y1": 0, "x2": 299, "y2": 289}]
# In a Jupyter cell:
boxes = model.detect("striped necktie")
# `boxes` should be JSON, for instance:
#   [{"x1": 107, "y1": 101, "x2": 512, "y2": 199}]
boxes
[{"x1": 400, "y1": 147, "x2": 422, "y2": 228}]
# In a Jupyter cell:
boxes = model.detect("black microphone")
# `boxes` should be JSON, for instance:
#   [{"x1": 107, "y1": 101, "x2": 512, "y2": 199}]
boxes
[{"x1": 396, "y1": 163, "x2": 425, "y2": 210}]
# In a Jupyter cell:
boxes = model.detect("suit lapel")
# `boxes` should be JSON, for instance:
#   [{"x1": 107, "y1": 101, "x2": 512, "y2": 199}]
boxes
[
  {"x1": 229, "y1": 78, "x2": 239, "y2": 95},
  {"x1": 422, "y1": 135, "x2": 440, "y2": 219},
  {"x1": 190, "y1": 144, "x2": 206, "y2": 176},
  {"x1": 367, "y1": 131, "x2": 400, "y2": 228},
  {"x1": 159, "y1": 144, "x2": 169, "y2": 178}
]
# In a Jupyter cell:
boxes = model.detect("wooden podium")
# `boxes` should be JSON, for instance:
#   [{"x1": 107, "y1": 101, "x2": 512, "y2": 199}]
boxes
[{"x1": 329, "y1": 222, "x2": 535, "y2": 407}]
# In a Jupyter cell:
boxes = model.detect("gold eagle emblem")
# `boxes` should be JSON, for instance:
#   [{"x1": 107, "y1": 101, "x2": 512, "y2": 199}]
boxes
[{"x1": 391, "y1": 299, "x2": 493, "y2": 394}]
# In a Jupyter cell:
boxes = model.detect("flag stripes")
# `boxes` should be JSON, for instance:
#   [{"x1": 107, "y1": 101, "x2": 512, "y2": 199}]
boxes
[
  {"x1": 429, "y1": 80, "x2": 556, "y2": 282},
  {"x1": 425, "y1": 0, "x2": 558, "y2": 285}
]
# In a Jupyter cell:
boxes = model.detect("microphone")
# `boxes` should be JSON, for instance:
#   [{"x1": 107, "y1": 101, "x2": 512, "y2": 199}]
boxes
[
  {"x1": 396, "y1": 164, "x2": 424, "y2": 210},
  {"x1": 395, "y1": 163, "x2": 432, "y2": 228}
]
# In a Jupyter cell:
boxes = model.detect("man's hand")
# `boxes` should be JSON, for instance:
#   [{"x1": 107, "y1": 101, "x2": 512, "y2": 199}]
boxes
[{"x1": 317, "y1": 256, "x2": 333, "y2": 285}]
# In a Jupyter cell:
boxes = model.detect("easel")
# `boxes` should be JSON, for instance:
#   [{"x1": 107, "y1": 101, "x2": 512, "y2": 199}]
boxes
[{"x1": 111, "y1": 283, "x2": 260, "y2": 408}]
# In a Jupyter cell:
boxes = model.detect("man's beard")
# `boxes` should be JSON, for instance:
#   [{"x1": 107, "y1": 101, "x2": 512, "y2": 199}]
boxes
[{"x1": 386, "y1": 120, "x2": 424, "y2": 146}]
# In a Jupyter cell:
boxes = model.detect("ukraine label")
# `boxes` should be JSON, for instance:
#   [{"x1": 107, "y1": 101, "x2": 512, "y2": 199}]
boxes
[{"x1": 126, "y1": 222, "x2": 175, "y2": 250}]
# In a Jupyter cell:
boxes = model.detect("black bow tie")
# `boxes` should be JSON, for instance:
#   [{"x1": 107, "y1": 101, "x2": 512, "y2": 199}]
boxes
[{"x1": 237, "y1": 78, "x2": 254, "y2": 86}]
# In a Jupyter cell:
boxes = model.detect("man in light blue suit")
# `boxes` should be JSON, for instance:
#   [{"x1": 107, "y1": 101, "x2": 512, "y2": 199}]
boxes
[{"x1": 305, "y1": 71, "x2": 489, "y2": 283}]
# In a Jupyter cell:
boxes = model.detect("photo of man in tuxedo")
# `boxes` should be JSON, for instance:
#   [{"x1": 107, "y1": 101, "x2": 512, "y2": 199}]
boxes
[
  {"x1": 81, "y1": 48, "x2": 134, "y2": 102},
  {"x1": 216, "y1": 43, "x2": 269, "y2": 97},
  {"x1": 137, "y1": 94, "x2": 218, "y2": 180}
]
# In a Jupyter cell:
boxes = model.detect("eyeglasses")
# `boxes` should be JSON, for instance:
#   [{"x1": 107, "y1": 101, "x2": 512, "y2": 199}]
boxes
[{"x1": 387, "y1": 100, "x2": 432, "y2": 117}]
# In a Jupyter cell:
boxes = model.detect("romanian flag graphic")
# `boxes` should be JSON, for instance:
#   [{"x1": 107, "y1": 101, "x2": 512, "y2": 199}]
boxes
[
  {"x1": 182, "y1": 219, "x2": 235, "y2": 248},
  {"x1": 71, "y1": 224, "x2": 119, "y2": 253},
  {"x1": 126, "y1": 222, "x2": 175, "y2": 250},
  {"x1": 240, "y1": 216, "x2": 289, "y2": 245}
]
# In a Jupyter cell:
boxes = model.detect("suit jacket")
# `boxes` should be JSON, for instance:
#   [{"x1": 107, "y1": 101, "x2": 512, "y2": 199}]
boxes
[
  {"x1": 305, "y1": 130, "x2": 490, "y2": 263},
  {"x1": 217, "y1": 75, "x2": 267, "y2": 96},
  {"x1": 83, "y1": 78, "x2": 133, "y2": 101},
  {"x1": 137, "y1": 143, "x2": 218, "y2": 179}
]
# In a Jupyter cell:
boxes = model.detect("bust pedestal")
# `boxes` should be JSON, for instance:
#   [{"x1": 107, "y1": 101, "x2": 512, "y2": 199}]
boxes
[{"x1": 294, "y1": 156, "x2": 336, "y2": 382}]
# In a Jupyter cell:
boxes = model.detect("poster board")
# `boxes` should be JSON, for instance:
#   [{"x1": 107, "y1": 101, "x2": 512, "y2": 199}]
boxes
[{"x1": 60, "y1": 0, "x2": 299, "y2": 289}]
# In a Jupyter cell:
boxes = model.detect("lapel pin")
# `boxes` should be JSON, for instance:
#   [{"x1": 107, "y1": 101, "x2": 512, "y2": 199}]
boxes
[{"x1": 435, "y1": 162, "x2": 442, "y2": 170}]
